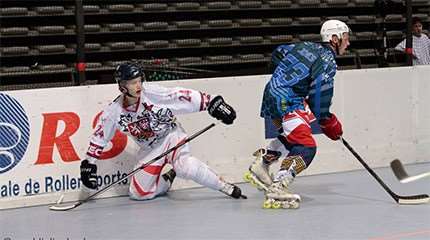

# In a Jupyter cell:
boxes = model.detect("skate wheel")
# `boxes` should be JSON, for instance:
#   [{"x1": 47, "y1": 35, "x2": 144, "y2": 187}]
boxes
[
  {"x1": 250, "y1": 179, "x2": 259, "y2": 187},
  {"x1": 272, "y1": 201, "x2": 281, "y2": 209},
  {"x1": 244, "y1": 172, "x2": 268, "y2": 192},
  {"x1": 289, "y1": 201, "x2": 300, "y2": 209},
  {"x1": 262, "y1": 199, "x2": 272, "y2": 209},
  {"x1": 281, "y1": 199, "x2": 300, "y2": 209},
  {"x1": 243, "y1": 172, "x2": 252, "y2": 182}
]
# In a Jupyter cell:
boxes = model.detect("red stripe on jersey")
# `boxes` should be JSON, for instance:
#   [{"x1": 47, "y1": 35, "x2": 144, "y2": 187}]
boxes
[
  {"x1": 86, "y1": 142, "x2": 103, "y2": 159},
  {"x1": 170, "y1": 137, "x2": 186, "y2": 162},
  {"x1": 286, "y1": 124, "x2": 316, "y2": 147},
  {"x1": 143, "y1": 165, "x2": 163, "y2": 175},
  {"x1": 132, "y1": 176, "x2": 154, "y2": 197},
  {"x1": 199, "y1": 92, "x2": 210, "y2": 111},
  {"x1": 199, "y1": 92, "x2": 204, "y2": 111}
]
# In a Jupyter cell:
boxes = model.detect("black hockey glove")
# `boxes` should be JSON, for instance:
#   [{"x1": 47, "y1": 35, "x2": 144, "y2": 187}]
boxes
[
  {"x1": 80, "y1": 159, "x2": 98, "y2": 190},
  {"x1": 208, "y1": 95, "x2": 236, "y2": 125}
]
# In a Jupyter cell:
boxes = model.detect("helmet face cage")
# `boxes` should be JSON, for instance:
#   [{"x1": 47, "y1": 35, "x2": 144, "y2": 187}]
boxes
[
  {"x1": 114, "y1": 62, "x2": 146, "y2": 86},
  {"x1": 320, "y1": 20, "x2": 350, "y2": 42}
]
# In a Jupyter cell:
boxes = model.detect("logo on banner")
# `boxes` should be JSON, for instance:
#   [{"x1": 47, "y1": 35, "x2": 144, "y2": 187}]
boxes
[{"x1": 0, "y1": 93, "x2": 30, "y2": 173}]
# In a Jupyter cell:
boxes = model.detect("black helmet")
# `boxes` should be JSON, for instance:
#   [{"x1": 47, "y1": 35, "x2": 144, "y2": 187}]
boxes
[{"x1": 114, "y1": 62, "x2": 145, "y2": 84}]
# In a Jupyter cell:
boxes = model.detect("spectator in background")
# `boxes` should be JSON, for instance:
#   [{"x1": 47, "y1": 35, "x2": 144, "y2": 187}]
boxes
[{"x1": 395, "y1": 17, "x2": 430, "y2": 65}]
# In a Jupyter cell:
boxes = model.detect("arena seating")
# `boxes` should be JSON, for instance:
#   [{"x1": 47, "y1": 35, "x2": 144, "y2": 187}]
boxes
[{"x1": 1, "y1": 0, "x2": 429, "y2": 88}]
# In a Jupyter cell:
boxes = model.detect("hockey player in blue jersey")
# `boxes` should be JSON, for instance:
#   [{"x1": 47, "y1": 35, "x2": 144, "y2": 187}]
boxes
[{"x1": 244, "y1": 20, "x2": 350, "y2": 209}]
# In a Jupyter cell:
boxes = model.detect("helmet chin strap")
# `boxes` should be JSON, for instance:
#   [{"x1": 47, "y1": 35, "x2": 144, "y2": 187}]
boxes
[
  {"x1": 330, "y1": 40, "x2": 341, "y2": 55},
  {"x1": 121, "y1": 86, "x2": 138, "y2": 98},
  {"x1": 125, "y1": 92, "x2": 135, "y2": 98}
]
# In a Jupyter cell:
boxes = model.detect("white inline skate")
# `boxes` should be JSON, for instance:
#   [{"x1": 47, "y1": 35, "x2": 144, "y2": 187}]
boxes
[
  {"x1": 243, "y1": 149, "x2": 281, "y2": 192},
  {"x1": 262, "y1": 172, "x2": 301, "y2": 209}
]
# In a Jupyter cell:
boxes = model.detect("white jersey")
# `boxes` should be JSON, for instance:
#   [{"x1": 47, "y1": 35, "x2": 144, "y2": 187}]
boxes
[
  {"x1": 86, "y1": 84, "x2": 211, "y2": 161},
  {"x1": 395, "y1": 34, "x2": 430, "y2": 65}
]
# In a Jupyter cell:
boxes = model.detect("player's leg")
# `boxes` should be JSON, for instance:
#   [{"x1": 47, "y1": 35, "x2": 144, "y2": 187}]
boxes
[
  {"x1": 245, "y1": 133, "x2": 286, "y2": 191},
  {"x1": 129, "y1": 138, "x2": 177, "y2": 200},
  {"x1": 264, "y1": 107, "x2": 317, "y2": 208},
  {"x1": 173, "y1": 145, "x2": 243, "y2": 199},
  {"x1": 248, "y1": 84, "x2": 296, "y2": 190},
  {"x1": 129, "y1": 164, "x2": 173, "y2": 200}
]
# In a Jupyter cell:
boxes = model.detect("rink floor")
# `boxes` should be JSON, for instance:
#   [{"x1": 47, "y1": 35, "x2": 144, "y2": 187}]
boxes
[{"x1": 1, "y1": 162, "x2": 430, "y2": 240}]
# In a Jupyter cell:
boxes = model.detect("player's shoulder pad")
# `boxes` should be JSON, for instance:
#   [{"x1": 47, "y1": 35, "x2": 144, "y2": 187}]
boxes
[
  {"x1": 145, "y1": 84, "x2": 182, "y2": 99},
  {"x1": 275, "y1": 44, "x2": 296, "y2": 55},
  {"x1": 102, "y1": 96, "x2": 123, "y2": 119}
]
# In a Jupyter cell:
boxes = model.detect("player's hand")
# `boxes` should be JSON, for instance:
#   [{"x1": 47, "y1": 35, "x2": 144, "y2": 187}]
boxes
[
  {"x1": 80, "y1": 159, "x2": 98, "y2": 190},
  {"x1": 208, "y1": 95, "x2": 236, "y2": 125},
  {"x1": 319, "y1": 113, "x2": 343, "y2": 141}
]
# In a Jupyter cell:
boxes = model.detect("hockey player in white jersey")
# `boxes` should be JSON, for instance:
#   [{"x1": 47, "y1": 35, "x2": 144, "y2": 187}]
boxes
[{"x1": 80, "y1": 62, "x2": 244, "y2": 200}]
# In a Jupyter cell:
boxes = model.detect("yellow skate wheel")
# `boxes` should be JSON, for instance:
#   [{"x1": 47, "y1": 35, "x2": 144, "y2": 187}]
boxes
[
  {"x1": 262, "y1": 199, "x2": 272, "y2": 209},
  {"x1": 250, "y1": 179, "x2": 259, "y2": 187},
  {"x1": 243, "y1": 172, "x2": 252, "y2": 182},
  {"x1": 272, "y1": 201, "x2": 282, "y2": 209}
]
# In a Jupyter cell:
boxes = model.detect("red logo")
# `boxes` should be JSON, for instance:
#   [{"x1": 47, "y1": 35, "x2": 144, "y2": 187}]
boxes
[
  {"x1": 35, "y1": 111, "x2": 127, "y2": 165},
  {"x1": 127, "y1": 118, "x2": 154, "y2": 139}
]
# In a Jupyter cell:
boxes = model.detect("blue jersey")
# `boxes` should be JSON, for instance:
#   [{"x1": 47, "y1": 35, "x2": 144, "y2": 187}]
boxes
[{"x1": 261, "y1": 42, "x2": 337, "y2": 120}]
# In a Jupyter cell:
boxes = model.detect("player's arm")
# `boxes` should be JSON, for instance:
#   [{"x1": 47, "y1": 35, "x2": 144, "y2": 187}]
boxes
[
  {"x1": 157, "y1": 85, "x2": 236, "y2": 125},
  {"x1": 308, "y1": 59, "x2": 342, "y2": 141},
  {"x1": 80, "y1": 111, "x2": 118, "y2": 189}
]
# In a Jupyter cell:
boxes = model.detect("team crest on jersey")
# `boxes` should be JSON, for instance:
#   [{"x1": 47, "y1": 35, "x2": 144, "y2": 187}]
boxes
[
  {"x1": 119, "y1": 102, "x2": 176, "y2": 145},
  {"x1": 127, "y1": 118, "x2": 155, "y2": 139}
]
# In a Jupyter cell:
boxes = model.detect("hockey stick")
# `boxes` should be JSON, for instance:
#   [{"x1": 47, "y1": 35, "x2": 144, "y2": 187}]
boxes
[
  {"x1": 390, "y1": 159, "x2": 430, "y2": 183},
  {"x1": 50, "y1": 123, "x2": 217, "y2": 211},
  {"x1": 341, "y1": 138, "x2": 429, "y2": 205}
]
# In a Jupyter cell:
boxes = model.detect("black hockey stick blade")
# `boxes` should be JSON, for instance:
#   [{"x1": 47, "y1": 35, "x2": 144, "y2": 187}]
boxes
[
  {"x1": 396, "y1": 194, "x2": 430, "y2": 205},
  {"x1": 391, "y1": 159, "x2": 430, "y2": 183},
  {"x1": 341, "y1": 138, "x2": 429, "y2": 205}
]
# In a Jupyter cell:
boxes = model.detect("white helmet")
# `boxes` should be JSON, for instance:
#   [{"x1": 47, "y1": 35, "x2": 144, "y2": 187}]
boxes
[{"x1": 320, "y1": 20, "x2": 350, "y2": 42}]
